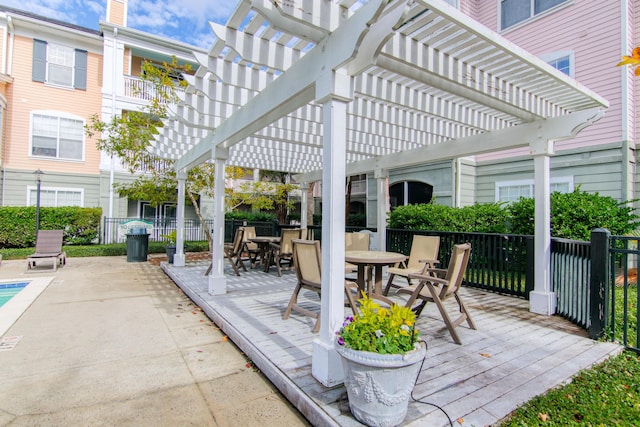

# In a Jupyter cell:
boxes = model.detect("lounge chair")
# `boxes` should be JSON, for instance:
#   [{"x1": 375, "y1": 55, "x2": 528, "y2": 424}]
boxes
[
  {"x1": 26, "y1": 230, "x2": 66, "y2": 272},
  {"x1": 283, "y1": 239, "x2": 358, "y2": 332},
  {"x1": 396, "y1": 243, "x2": 476, "y2": 344},
  {"x1": 383, "y1": 235, "x2": 440, "y2": 296}
]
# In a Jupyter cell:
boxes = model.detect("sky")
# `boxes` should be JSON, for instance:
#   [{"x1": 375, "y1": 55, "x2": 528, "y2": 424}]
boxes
[{"x1": 0, "y1": 0, "x2": 237, "y2": 48}]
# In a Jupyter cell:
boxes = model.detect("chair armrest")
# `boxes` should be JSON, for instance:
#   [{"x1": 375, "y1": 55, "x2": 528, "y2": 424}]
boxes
[{"x1": 406, "y1": 272, "x2": 449, "y2": 286}]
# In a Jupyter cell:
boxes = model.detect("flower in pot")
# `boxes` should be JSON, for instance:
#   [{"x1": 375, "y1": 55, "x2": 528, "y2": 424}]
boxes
[
  {"x1": 335, "y1": 294, "x2": 426, "y2": 427},
  {"x1": 161, "y1": 230, "x2": 177, "y2": 263}
]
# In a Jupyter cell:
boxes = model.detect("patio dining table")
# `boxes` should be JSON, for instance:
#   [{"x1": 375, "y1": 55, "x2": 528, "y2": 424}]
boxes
[
  {"x1": 345, "y1": 250, "x2": 407, "y2": 304},
  {"x1": 248, "y1": 236, "x2": 280, "y2": 271}
]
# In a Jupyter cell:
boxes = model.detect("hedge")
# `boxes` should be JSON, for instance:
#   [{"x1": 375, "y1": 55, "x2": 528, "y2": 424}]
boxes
[{"x1": 0, "y1": 206, "x2": 102, "y2": 248}]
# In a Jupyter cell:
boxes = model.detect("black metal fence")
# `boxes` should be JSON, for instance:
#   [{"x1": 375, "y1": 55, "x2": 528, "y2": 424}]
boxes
[{"x1": 102, "y1": 217, "x2": 638, "y2": 350}]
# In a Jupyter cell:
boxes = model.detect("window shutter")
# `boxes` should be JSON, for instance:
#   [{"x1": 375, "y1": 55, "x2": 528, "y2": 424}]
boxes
[
  {"x1": 74, "y1": 49, "x2": 87, "y2": 90},
  {"x1": 32, "y1": 39, "x2": 47, "y2": 82}
]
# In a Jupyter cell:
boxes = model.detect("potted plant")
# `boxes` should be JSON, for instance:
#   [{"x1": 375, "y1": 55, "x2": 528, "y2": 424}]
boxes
[
  {"x1": 162, "y1": 230, "x2": 177, "y2": 263},
  {"x1": 335, "y1": 294, "x2": 426, "y2": 427}
]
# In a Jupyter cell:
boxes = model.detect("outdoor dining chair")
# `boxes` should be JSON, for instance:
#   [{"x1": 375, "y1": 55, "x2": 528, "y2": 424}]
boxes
[
  {"x1": 267, "y1": 228, "x2": 304, "y2": 276},
  {"x1": 283, "y1": 239, "x2": 358, "y2": 333},
  {"x1": 382, "y1": 235, "x2": 440, "y2": 296},
  {"x1": 345, "y1": 232, "x2": 370, "y2": 274},
  {"x1": 239, "y1": 226, "x2": 261, "y2": 268},
  {"x1": 396, "y1": 242, "x2": 476, "y2": 344},
  {"x1": 205, "y1": 227, "x2": 247, "y2": 276}
]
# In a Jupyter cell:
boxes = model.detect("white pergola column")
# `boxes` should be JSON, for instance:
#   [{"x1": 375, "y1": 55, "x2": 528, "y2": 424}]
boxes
[
  {"x1": 312, "y1": 69, "x2": 352, "y2": 387},
  {"x1": 375, "y1": 169, "x2": 388, "y2": 252},
  {"x1": 173, "y1": 171, "x2": 187, "y2": 267},
  {"x1": 209, "y1": 147, "x2": 229, "y2": 295},
  {"x1": 529, "y1": 139, "x2": 557, "y2": 315},
  {"x1": 299, "y1": 182, "x2": 308, "y2": 230}
]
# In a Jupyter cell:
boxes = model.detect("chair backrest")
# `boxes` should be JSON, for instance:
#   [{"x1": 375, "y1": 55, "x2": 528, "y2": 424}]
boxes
[
  {"x1": 345, "y1": 232, "x2": 370, "y2": 251},
  {"x1": 35, "y1": 230, "x2": 63, "y2": 253},
  {"x1": 407, "y1": 235, "x2": 441, "y2": 269},
  {"x1": 280, "y1": 228, "x2": 303, "y2": 254},
  {"x1": 441, "y1": 243, "x2": 472, "y2": 298},
  {"x1": 240, "y1": 226, "x2": 258, "y2": 249},
  {"x1": 292, "y1": 238, "x2": 321, "y2": 287},
  {"x1": 231, "y1": 228, "x2": 245, "y2": 254}
]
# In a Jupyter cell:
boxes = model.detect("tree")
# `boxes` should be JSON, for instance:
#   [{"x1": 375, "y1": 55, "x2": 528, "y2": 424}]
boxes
[
  {"x1": 227, "y1": 170, "x2": 297, "y2": 224},
  {"x1": 85, "y1": 57, "x2": 243, "y2": 250}
]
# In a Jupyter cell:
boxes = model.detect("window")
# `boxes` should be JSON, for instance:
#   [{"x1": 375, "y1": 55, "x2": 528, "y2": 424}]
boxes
[
  {"x1": 32, "y1": 40, "x2": 87, "y2": 90},
  {"x1": 31, "y1": 113, "x2": 84, "y2": 160},
  {"x1": 28, "y1": 187, "x2": 83, "y2": 207},
  {"x1": 389, "y1": 181, "x2": 433, "y2": 209},
  {"x1": 540, "y1": 51, "x2": 574, "y2": 77},
  {"x1": 140, "y1": 202, "x2": 176, "y2": 220},
  {"x1": 501, "y1": 0, "x2": 567, "y2": 30},
  {"x1": 495, "y1": 177, "x2": 573, "y2": 202}
]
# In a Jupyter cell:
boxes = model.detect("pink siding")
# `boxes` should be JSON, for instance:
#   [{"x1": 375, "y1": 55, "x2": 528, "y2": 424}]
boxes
[
  {"x1": 4, "y1": 35, "x2": 103, "y2": 175},
  {"x1": 472, "y1": 1, "x2": 624, "y2": 161}
]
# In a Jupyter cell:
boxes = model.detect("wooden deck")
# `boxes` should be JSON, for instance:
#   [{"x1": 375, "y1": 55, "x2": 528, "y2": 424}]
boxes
[{"x1": 161, "y1": 260, "x2": 621, "y2": 427}]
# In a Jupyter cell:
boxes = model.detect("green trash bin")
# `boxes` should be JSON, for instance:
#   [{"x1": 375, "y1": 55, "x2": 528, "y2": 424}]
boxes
[{"x1": 126, "y1": 229, "x2": 149, "y2": 262}]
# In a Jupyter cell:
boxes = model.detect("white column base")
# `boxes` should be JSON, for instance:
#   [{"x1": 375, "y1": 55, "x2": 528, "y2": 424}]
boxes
[
  {"x1": 312, "y1": 337, "x2": 344, "y2": 387},
  {"x1": 173, "y1": 254, "x2": 185, "y2": 267},
  {"x1": 208, "y1": 275, "x2": 227, "y2": 295},
  {"x1": 529, "y1": 290, "x2": 557, "y2": 316}
]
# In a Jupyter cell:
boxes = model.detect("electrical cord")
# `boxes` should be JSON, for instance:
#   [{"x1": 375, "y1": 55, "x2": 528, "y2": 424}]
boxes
[{"x1": 410, "y1": 339, "x2": 454, "y2": 427}]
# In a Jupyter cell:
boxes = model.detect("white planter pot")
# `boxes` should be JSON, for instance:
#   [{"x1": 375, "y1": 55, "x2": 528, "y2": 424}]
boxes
[{"x1": 335, "y1": 340, "x2": 426, "y2": 427}]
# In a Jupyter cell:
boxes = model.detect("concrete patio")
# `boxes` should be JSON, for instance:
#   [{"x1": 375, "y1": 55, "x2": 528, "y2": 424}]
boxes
[{"x1": 162, "y1": 259, "x2": 623, "y2": 427}]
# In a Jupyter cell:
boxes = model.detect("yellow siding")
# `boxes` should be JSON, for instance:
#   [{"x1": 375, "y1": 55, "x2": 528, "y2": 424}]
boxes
[
  {"x1": 131, "y1": 55, "x2": 142, "y2": 77},
  {"x1": 4, "y1": 35, "x2": 103, "y2": 175},
  {"x1": 123, "y1": 48, "x2": 131, "y2": 75},
  {"x1": 108, "y1": 1, "x2": 126, "y2": 26}
]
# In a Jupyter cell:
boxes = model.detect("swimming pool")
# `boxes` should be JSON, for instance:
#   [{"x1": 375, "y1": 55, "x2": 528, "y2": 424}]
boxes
[
  {"x1": 0, "y1": 281, "x2": 30, "y2": 308},
  {"x1": 0, "y1": 277, "x2": 54, "y2": 337}
]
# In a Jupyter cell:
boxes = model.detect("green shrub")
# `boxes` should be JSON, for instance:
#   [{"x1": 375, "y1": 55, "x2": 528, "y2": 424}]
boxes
[
  {"x1": 508, "y1": 188, "x2": 639, "y2": 240},
  {"x1": 225, "y1": 211, "x2": 276, "y2": 222},
  {"x1": 388, "y1": 202, "x2": 509, "y2": 233},
  {"x1": 0, "y1": 206, "x2": 102, "y2": 248}
]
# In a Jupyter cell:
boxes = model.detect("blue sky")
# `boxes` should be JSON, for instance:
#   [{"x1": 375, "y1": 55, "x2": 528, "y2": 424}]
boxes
[{"x1": 0, "y1": 0, "x2": 237, "y2": 48}]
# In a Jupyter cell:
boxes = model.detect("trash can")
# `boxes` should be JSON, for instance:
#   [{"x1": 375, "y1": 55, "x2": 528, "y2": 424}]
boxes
[{"x1": 126, "y1": 228, "x2": 149, "y2": 262}]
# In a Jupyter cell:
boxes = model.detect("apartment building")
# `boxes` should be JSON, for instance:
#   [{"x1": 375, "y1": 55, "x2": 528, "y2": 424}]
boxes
[
  {"x1": 0, "y1": 0, "x2": 205, "y2": 225},
  {"x1": 0, "y1": 0, "x2": 637, "y2": 232},
  {"x1": 358, "y1": 0, "x2": 637, "y2": 227}
]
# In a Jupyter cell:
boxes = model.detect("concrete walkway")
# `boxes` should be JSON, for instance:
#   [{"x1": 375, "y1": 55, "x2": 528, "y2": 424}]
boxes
[{"x1": 0, "y1": 256, "x2": 310, "y2": 426}]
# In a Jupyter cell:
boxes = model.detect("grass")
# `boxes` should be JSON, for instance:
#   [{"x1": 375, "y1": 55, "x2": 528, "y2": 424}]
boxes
[
  {"x1": 0, "y1": 240, "x2": 210, "y2": 260},
  {"x1": 499, "y1": 350, "x2": 640, "y2": 426}
]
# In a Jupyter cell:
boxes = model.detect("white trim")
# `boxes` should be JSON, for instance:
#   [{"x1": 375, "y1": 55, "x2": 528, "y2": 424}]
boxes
[
  {"x1": 27, "y1": 186, "x2": 84, "y2": 207},
  {"x1": 29, "y1": 111, "x2": 86, "y2": 162},
  {"x1": 499, "y1": 0, "x2": 573, "y2": 33},
  {"x1": 495, "y1": 176, "x2": 574, "y2": 201},
  {"x1": 539, "y1": 50, "x2": 574, "y2": 78}
]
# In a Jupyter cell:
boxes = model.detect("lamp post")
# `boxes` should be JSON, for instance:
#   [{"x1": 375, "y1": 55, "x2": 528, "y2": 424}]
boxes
[{"x1": 34, "y1": 169, "x2": 44, "y2": 243}]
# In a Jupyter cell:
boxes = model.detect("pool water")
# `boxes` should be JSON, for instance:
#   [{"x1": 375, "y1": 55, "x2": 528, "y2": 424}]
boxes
[{"x1": 0, "y1": 282, "x2": 30, "y2": 308}]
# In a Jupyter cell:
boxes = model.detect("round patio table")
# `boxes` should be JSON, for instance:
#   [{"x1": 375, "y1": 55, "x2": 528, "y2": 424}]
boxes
[{"x1": 345, "y1": 250, "x2": 407, "y2": 300}]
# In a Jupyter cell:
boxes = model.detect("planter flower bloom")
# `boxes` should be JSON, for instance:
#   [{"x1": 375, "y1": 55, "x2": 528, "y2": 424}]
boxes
[{"x1": 336, "y1": 293, "x2": 420, "y2": 355}]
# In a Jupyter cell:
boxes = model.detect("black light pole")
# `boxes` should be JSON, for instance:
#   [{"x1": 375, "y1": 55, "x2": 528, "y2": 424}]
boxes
[{"x1": 34, "y1": 169, "x2": 44, "y2": 244}]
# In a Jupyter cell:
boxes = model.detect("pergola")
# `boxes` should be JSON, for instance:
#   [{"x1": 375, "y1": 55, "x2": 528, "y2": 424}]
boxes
[{"x1": 150, "y1": 0, "x2": 608, "y2": 386}]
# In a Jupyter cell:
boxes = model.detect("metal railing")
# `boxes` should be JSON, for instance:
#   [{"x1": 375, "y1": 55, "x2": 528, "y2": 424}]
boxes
[
  {"x1": 386, "y1": 229, "x2": 532, "y2": 298},
  {"x1": 551, "y1": 238, "x2": 591, "y2": 328}
]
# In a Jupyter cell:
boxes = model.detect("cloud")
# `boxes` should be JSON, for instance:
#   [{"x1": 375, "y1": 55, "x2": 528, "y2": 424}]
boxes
[{"x1": 128, "y1": 0, "x2": 234, "y2": 31}]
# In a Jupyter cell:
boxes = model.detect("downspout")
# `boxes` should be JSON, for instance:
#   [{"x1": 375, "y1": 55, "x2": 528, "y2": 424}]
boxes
[
  {"x1": 108, "y1": 27, "x2": 117, "y2": 218},
  {"x1": 1, "y1": 15, "x2": 14, "y2": 206},
  {"x1": 620, "y1": 0, "x2": 632, "y2": 205}
]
